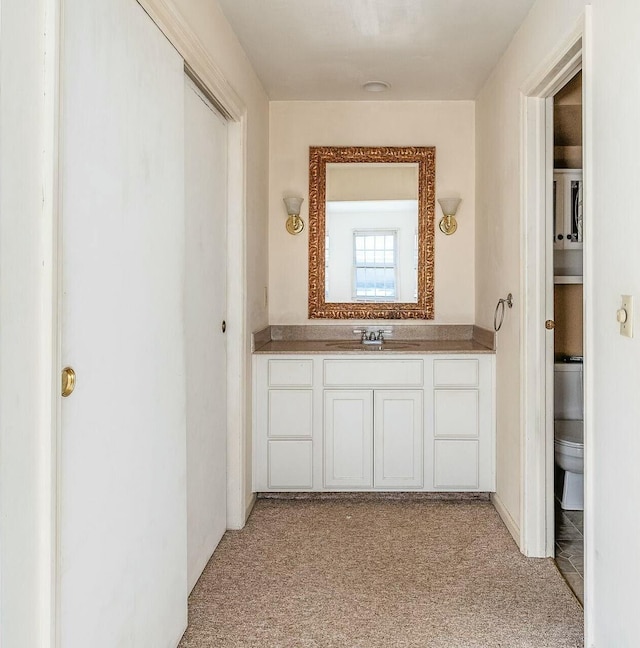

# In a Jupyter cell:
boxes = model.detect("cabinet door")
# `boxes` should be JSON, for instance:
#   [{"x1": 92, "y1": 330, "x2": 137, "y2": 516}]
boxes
[
  {"x1": 374, "y1": 390, "x2": 423, "y2": 488},
  {"x1": 324, "y1": 390, "x2": 373, "y2": 488}
]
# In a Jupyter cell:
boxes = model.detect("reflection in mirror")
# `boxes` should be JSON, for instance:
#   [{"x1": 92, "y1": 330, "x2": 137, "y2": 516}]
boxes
[
  {"x1": 325, "y1": 164, "x2": 418, "y2": 303},
  {"x1": 309, "y1": 147, "x2": 435, "y2": 319}
]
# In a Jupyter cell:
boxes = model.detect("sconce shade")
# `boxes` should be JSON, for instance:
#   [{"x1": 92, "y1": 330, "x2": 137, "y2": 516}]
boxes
[
  {"x1": 437, "y1": 197, "x2": 461, "y2": 216},
  {"x1": 283, "y1": 196, "x2": 304, "y2": 216},
  {"x1": 283, "y1": 196, "x2": 305, "y2": 235}
]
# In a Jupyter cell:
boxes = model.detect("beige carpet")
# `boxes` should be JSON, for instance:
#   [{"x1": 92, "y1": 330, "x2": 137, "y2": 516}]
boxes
[{"x1": 179, "y1": 499, "x2": 583, "y2": 648}]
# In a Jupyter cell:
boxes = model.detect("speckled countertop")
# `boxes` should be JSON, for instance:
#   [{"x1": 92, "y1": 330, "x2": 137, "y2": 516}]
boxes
[{"x1": 253, "y1": 325, "x2": 495, "y2": 355}]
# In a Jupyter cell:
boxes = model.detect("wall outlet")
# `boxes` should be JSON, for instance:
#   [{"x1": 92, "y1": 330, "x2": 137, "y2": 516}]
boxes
[{"x1": 617, "y1": 294, "x2": 633, "y2": 338}]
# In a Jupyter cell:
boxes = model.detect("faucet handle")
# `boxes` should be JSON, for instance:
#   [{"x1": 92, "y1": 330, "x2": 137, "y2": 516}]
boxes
[{"x1": 353, "y1": 328, "x2": 367, "y2": 341}]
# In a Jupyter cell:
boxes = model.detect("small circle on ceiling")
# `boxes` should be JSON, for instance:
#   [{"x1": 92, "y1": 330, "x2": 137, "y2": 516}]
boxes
[{"x1": 362, "y1": 81, "x2": 390, "y2": 92}]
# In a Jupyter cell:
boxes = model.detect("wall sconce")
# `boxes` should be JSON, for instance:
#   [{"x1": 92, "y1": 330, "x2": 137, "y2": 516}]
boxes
[
  {"x1": 437, "y1": 197, "x2": 462, "y2": 235},
  {"x1": 283, "y1": 196, "x2": 304, "y2": 235}
]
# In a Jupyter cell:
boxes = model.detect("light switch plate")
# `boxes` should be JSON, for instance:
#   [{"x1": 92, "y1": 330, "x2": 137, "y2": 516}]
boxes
[{"x1": 619, "y1": 294, "x2": 633, "y2": 338}]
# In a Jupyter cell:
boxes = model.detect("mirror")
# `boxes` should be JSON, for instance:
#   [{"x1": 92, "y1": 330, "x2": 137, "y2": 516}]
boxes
[{"x1": 308, "y1": 146, "x2": 435, "y2": 319}]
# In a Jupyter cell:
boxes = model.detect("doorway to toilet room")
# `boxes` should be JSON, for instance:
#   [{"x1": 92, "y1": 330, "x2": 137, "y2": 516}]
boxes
[{"x1": 550, "y1": 70, "x2": 584, "y2": 604}]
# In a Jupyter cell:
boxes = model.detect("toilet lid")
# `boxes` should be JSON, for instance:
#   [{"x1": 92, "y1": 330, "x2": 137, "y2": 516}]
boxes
[{"x1": 554, "y1": 419, "x2": 583, "y2": 446}]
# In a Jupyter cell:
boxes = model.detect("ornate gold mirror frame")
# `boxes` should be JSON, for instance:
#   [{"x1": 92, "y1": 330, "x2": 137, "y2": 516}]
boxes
[{"x1": 308, "y1": 146, "x2": 435, "y2": 319}]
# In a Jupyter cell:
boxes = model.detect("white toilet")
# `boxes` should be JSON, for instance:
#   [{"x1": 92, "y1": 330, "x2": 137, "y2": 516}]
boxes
[{"x1": 554, "y1": 361, "x2": 584, "y2": 511}]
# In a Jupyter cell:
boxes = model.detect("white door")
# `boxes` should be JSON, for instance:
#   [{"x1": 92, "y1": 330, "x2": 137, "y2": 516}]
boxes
[
  {"x1": 59, "y1": 1, "x2": 187, "y2": 646},
  {"x1": 374, "y1": 390, "x2": 423, "y2": 488},
  {"x1": 184, "y1": 76, "x2": 228, "y2": 592},
  {"x1": 324, "y1": 390, "x2": 373, "y2": 488}
]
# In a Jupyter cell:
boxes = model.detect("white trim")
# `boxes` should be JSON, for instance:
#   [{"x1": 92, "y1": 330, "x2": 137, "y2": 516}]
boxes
[
  {"x1": 519, "y1": 16, "x2": 585, "y2": 559},
  {"x1": 245, "y1": 493, "x2": 257, "y2": 522},
  {"x1": 521, "y1": 26, "x2": 583, "y2": 98},
  {"x1": 45, "y1": 0, "x2": 62, "y2": 645},
  {"x1": 136, "y1": 0, "x2": 244, "y2": 121},
  {"x1": 519, "y1": 91, "x2": 550, "y2": 557},
  {"x1": 226, "y1": 117, "x2": 249, "y2": 530},
  {"x1": 491, "y1": 492, "x2": 520, "y2": 546},
  {"x1": 582, "y1": 7, "x2": 595, "y2": 645}
]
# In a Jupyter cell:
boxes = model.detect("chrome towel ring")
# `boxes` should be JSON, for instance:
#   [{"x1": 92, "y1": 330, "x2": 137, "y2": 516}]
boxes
[{"x1": 494, "y1": 293, "x2": 514, "y2": 332}]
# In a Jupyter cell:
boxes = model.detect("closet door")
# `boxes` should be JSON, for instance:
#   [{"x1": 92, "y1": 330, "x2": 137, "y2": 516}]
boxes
[
  {"x1": 59, "y1": 1, "x2": 187, "y2": 645},
  {"x1": 184, "y1": 75, "x2": 228, "y2": 592}
]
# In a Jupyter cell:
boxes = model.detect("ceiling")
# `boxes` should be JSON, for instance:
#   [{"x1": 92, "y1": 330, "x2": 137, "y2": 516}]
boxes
[{"x1": 217, "y1": 0, "x2": 537, "y2": 101}]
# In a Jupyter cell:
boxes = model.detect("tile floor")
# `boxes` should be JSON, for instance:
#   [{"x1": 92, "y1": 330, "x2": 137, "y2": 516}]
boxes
[{"x1": 555, "y1": 498, "x2": 584, "y2": 605}]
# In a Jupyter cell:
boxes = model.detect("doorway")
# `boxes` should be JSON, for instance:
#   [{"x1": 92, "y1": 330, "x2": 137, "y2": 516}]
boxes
[{"x1": 550, "y1": 71, "x2": 585, "y2": 604}]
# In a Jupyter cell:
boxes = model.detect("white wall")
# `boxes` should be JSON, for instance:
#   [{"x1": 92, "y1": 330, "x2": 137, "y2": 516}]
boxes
[
  {"x1": 588, "y1": 2, "x2": 640, "y2": 644},
  {"x1": 0, "y1": 1, "x2": 56, "y2": 645},
  {"x1": 475, "y1": 0, "x2": 586, "y2": 538},
  {"x1": 269, "y1": 101, "x2": 475, "y2": 324}
]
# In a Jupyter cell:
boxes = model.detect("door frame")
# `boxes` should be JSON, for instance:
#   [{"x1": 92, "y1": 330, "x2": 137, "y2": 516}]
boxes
[
  {"x1": 520, "y1": 24, "x2": 583, "y2": 558},
  {"x1": 519, "y1": 8, "x2": 593, "y2": 638}
]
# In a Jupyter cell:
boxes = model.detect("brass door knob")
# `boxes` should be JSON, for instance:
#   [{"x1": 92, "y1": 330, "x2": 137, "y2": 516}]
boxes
[
  {"x1": 61, "y1": 367, "x2": 76, "y2": 397},
  {"x1": 545, "y1": 320, "x2": 556, "y2": 330}
]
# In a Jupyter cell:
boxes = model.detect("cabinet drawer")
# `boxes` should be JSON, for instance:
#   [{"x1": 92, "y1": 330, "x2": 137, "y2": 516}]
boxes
[
  {"x1": 324, "y1": 359, "x2": 423, "y2": 388},
  {"x1": 268, "y1": 390, "x2": 313, "y2": 437},
  {"x1": 434, "y1": 440, "x2": 479, "y2": 489},
  {"x1": 268, "y1": 440, "x2": 313, "y2": 489},
  {"x1": 268, "y1": 359, "x2": 313, "y2": 387},
  {"x1": 434, "y1": 390, "x2": 479, "y2": 438},
  {"x1": 433, "y1": 359, "x2": 479, "y2": 387}
]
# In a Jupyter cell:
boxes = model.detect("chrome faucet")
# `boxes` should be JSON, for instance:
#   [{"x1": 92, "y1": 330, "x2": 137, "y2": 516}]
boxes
[{"x1": 353, "y1": 329, "x2": 392, "y2": 345}]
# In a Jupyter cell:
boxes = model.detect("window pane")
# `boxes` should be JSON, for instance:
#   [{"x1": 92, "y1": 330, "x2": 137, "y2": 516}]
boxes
[{"x1": 353, "y1": 230, "x2": 398, "y2": 301}]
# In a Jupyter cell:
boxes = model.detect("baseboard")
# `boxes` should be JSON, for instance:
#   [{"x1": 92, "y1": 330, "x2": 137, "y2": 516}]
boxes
[
  {"x1": 244, "y1": 492, "x2": 256, "y2": 522},
  {"x1": 491, "y1": 492, "x2": 521, "y2": 549},
  {"x1": 256, "y1": 491, "x2": 491, "y2": 501}
]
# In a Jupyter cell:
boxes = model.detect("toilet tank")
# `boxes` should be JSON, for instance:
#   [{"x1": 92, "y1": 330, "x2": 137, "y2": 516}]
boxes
[{"x1": 554, "y1": 362, "x2": 584, "y2": 420}]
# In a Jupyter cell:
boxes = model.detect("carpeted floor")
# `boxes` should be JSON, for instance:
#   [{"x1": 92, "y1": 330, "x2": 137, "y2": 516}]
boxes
[{"x1": 179, "y1": 499, "x2": 584, "y2": 648}]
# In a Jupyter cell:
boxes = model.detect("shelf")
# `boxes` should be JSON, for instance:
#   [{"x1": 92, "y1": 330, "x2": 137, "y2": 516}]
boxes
[{"x1": 554, "y1": 275, "x2": 583, "y2": 284}]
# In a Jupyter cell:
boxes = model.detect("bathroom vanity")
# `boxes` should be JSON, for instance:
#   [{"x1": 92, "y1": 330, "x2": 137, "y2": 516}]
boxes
[{"x1": 253, "y1": 330, "x2": 496, "y2": 493}]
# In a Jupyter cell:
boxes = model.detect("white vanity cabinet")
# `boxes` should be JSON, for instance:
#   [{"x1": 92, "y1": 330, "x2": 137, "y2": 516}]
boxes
[{"x1": 253, "y1": 353, "x2": 495, "y2": 493}]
